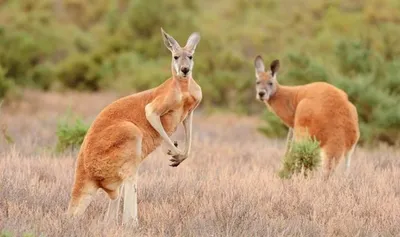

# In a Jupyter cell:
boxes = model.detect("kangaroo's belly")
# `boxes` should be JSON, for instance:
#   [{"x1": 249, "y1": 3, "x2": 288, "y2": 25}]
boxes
[
  {"x1": 161, "y1": 106, "x2": 187, "y2": 136},
  {"x1": 160, "y1": 92, "x2": 199, "y2": 135}
]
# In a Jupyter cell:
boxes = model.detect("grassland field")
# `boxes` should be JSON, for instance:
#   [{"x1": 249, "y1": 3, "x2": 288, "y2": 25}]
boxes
[{"x1": 0, "y1": 90, "x2": 399, "y2": 237}]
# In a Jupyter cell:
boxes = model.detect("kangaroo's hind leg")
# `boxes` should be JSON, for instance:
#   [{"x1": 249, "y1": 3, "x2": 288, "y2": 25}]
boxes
[
  {"x1": 100, "y1": 122, "x2": 143, "y2": 226},
  {"x1": 320, "y1": 144, "x2": 344, "y2": 180},
  {"x1": 67, "y1": 171, "x2": 98, "y2": 217},
  {"x1": 123, "y1": 171, "x2": 139, "y2": 226},
  {"x1": 102, "y1": 122, "x2": 142, "y2": 226},
  {"x1": 343, "y1": 144, "x2": 357, "y2": 174},
  {"x1": 122, "y1": 134, "x2": 142, "y2": 226},
  {"x1": 104, "y1": 184, "x2": 123, "y2": 223}
]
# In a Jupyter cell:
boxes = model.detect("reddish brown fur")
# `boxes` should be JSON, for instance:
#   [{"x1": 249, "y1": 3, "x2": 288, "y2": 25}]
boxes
[
  {"x1": 255, "y1": 58, "x2": 359, "y2": 177},
  {"x1": 67, "y1": 29, "x2": 202, "y2": 223},
  {"x1": 68, "y1": 77, "x2": 202, "y2": 215}
]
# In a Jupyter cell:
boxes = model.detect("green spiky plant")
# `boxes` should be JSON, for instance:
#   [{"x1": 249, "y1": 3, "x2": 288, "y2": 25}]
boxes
[
  {"x1": 55, "y1": 110, "x2": 89, "y2": 153},
  {"x1": 0, "y1": 231, "x2": 13, "y2": 237},
  {"x1": 278, "y1": 135, "x2": 321, "y2": 179}
]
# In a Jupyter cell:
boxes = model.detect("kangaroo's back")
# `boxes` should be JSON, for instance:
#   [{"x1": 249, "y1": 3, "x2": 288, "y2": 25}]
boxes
[{"x1": 296, "y1": 82, "x2": 359, "y2": 149}]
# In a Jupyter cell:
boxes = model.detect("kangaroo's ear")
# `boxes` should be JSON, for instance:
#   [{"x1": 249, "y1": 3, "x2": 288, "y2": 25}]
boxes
[
  {"x1": 185, "y1": 32, "x2": 201, "y2": 54},
  {"x1": 270, "y1": 59, "x2": 280, "y2": 76},
  {"x1": 254, "y1": 55, "x2": 265, "y2": 75},
  {"x1": 161, "y1": 28, "x2": 181, "y2": 52}
]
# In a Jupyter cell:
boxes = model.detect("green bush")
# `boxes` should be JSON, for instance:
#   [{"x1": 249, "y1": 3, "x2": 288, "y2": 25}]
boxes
[
  {"x1": 335, "y1": 40, "x2": 375, "y2": 76},
  {"x1": 283, "y1": 53, "x2": 331, "y2": 85},
  {"x1": 0, "y1": 230, "x2": 39, "y2": 237},
  {"x1": 0, "y1": 5, "x2": 65, "y2": 88},
  {"x1": 0, "y1": 230, "x2": 13, "y2": 237},
  {"x1": 0, "y1": 29, "x2": 44, "y2": 82},
  {"x1": 56, "y1": 54, "x2": 101, "y2": 91},
  {"x1": 97, "y1": 52, "x2": 169, "y2": 92},
  {"x1": 0, "y1": 66, "x2": 16, "y2": 99},
  {"x1": 122, "y1": 0, "x2": 198, "y2": 58},
  {"x1": 56, "y1": 114, "x2": 89, "y2": 152},
  {"x1": 278, "y1": 135, "x2": 321, "y2": 179},
  {"x1": 29, "y1": 62, "x2": 55, "y2": 90}
]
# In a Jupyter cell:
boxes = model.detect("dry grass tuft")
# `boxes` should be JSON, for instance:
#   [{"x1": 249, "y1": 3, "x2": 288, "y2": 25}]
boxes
[{"x1": 1, "y1": 91, "x2": 400, "y2": 237}]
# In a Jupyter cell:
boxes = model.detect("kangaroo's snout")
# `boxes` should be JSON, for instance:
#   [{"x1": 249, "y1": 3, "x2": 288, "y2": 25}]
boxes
[
  {"x1": 181, "y1": 67, "x2": 190, "y2": 75},
  {"x1": 258, "y1": 91, "x2": 265, "y2": 98}
]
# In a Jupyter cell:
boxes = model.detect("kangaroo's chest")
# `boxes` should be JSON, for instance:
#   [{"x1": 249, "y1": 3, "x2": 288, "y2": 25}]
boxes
[{"x1": 162, "y1": 83, "x2": 202, "y2": 135}]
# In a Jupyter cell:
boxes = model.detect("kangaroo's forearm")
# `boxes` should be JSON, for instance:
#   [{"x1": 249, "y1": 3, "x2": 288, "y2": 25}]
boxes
[
  {"x1": 145, "y1": 105, "x2": 180, "y2": 153},
  {"x1": 182, "y1": 111, "x2": 193, "y2": 155}
]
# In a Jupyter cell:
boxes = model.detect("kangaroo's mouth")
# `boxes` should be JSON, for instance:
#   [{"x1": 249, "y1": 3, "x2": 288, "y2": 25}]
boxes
[
  {"x1": 182, "y1": 72, "x2": 192, "y2": 78},
  {"x1": 176, "y1": 70, "x2": 190, "y2": 78},
  {"x1": 257, "y1": 91, "x2": 269, "y2": 101}
]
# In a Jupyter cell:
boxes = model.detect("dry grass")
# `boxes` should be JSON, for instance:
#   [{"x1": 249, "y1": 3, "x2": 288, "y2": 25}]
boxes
[{"x1": 1, "y1": 91, "x2": 400, "y2": 237}]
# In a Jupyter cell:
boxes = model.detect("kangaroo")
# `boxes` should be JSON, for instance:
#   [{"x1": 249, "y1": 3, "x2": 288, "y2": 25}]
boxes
[
  {"x1": 254, "y1": 56, "x2": 359, "y2": 178},
  {"x1": 67, "y1": 28, "x2": 202, "y2": 226}
]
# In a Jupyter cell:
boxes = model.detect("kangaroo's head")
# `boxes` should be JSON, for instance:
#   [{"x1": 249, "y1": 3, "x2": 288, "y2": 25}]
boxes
[
  {"x1": 161, "y1": 28, "x2": 201, "y2": 79},
  {"x1": 254, "y1": 56, "x2": 280, "y2": 101}
]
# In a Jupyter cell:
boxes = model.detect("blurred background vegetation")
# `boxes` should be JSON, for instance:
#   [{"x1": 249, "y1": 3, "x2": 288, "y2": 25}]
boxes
[{"x1": 0, "y1": 0, "x2": 400, "y2": 147}]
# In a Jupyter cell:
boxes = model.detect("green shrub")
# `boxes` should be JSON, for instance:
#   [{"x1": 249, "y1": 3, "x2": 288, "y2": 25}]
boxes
[
  {"x1": 0, "y1": 230, "x2": 13, "y2": 237},
  {"x1": 0, "y1": 29, "x2": 44, "y2": 82},
  {"x1": 335, "y1": 40, "x2": 375, "y2": 76},
  {"x1": 97, "y1": 52, "x2": 169, "y2": 92},
  {"x1": 56, "y1": 54, "x2": 101, "y2": 91},
  {"x1": 56, "y1": 114, "x2": 89, "y2": 152},
  {"x1": 0, "y1": 8, "x2": 64, "y2": 87},
  {"x1": 123, "y1": 0, "x2": 198, "y2": 58},
  {"x1": 382, "y1": 60, "x2": 400, "y2": 95},
  {"x1": 21, "y1": 233, "x2": 36, "y2": 237},
  {"x1": 278, "y1": 135, "x2": 321, "y2": 179},
  {"x1": 284, "y1": 53, "x2": 331, "y2": 85},
  {"x1": 29, "y1": 62, "x2": 55, "y2": 90},
  {"x1": 0, "y1": 66, "x2": 16, "y2": 99}
]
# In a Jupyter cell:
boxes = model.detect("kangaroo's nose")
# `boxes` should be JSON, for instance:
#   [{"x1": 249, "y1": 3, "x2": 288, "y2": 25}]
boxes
[
  {"x1": 258, "y1": 91, "x2": 266, "y2": 97},
  {"x1": 181, "y1": 67, "x2": 189, "y2": 75}
]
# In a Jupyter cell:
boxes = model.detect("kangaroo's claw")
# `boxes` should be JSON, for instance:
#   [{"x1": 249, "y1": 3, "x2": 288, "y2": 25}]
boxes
[
  {"x1": 169, "y1": 154, "x2": 186, "y2": 167},
  {"x1": 170, "y1": 162, "x2": 180, "y2": 167}
]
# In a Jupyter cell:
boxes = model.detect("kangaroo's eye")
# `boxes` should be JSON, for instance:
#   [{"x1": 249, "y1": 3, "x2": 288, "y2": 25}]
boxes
[
  {"x1": 188, "y1": 55, "x2": 193, "y2": 60},
  {"x1": 174, "y1": 56, "x2": 179, "y2": 60},
  {"x1": 268, "y1": 82, "x2": 273, "y2": 86},
  {"x1": 256, "y1": 81, "x2": 261, "y2": 85}
]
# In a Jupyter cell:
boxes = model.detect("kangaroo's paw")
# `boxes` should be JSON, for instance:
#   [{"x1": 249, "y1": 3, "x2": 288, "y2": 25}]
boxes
[{"x1": 169, "y1": 153, "x2": 187, "y2": 167}]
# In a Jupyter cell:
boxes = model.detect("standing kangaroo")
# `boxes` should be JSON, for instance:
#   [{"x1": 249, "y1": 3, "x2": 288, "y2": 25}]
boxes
[
  {"x1": 67, "y1": 28, "x2": 202, "y2": 226},
  {"x1": 254, "y1": 56, "x2": 359, "y2": 178}
]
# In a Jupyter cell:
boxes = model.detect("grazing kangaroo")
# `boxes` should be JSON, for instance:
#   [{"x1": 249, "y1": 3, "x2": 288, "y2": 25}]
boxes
[
  {"x1": 254, "y1": 56, "x2": 359, "y2": 178},
  {"x1": 67, "y1": 28, "x2": 202, "y2": 226}
]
